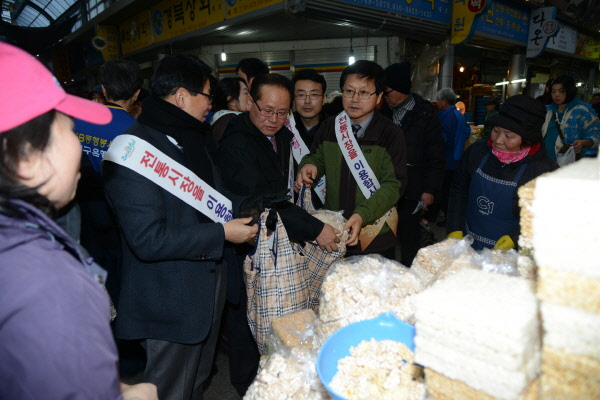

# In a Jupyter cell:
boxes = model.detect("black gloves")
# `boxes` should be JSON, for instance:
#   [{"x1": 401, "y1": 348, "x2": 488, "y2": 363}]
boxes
[{"x1": 240, "y1": 189, "x2": 292, "y2": 226}]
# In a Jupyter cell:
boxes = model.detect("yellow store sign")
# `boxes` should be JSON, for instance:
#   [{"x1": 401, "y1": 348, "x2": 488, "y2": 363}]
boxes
[
  {"x1": 451, "y1": 0, "x2": 491, "y2": 45},
  {"x1": 152, "y1": 0, "x2": 224, "y2": 43}
]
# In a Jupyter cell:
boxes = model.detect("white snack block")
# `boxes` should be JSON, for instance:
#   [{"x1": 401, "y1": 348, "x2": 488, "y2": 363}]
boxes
[
  {"x1": 531, "y1": 158, "x2": 600, "y2": 276},
  {"x1": 416, "y1": 269, "x2": 538, "y2": 343},
  {"x1": 416, "y1": 344, "x2": 540, "y2": 400},
  {"x1": 415, "y1": 323, "x2": 539, "y2": 369},
  {"x1": 541, "y1": 301, "x2": 600, "y2": 359}
]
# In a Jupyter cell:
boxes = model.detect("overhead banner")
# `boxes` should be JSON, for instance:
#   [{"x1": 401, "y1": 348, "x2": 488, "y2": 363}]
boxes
[
  {"x1": 526, "y1": 7, "x2": 559, "y2": 58},
  {"x1": 451, "y1": 0, "x2": 492, "y2": 45}
]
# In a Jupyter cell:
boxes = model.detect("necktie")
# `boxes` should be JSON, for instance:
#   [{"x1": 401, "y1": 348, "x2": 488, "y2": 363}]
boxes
[
  {"x1": 268, "y1": 136, "x2": 277, "y2": 153},
  {"x1": 352, "y1": 124, "x2": 361, "y2": 137}
]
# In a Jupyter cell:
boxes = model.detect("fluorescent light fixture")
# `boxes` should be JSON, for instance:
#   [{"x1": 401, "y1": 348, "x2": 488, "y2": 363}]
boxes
[
  {"x1": 221, "y1": 51, "x2": 226, "y2": 62},
  {"x1": 495, "y1": 81, "x2": 509, "y2": 86},
  {"x1": 511, "y1": 78, "x2": 526, "y2": 83},
  {"x1": 349, "y1": 55, "x2": 355, "y2": 65},
  {"x1": 237, "y1": 30, "x2": 254, "y2": 35},
  {"x1": 576, "y1": 82, "x2": 583, "y2": 87},
  {"x1": 216, "y1": 26, "x2": 227, "y2": 30}
]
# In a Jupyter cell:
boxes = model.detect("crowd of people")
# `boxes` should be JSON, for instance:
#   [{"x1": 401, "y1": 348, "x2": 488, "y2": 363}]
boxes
[{"x1": 1, "y1": 39, "x2": 600, "y2": 399}]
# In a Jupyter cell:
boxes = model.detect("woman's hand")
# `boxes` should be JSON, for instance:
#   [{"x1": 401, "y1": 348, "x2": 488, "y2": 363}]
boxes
[{"x1": 571, "y1": 139, "x2": 592, "y2": 153}]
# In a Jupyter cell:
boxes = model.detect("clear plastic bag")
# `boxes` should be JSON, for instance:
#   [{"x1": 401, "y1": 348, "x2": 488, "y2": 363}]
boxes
[
  {"x1": 314, "y1": 254, "x2": 424, "y2": 347},
  {"x1": 411, "y1": 236, "x2": 476, "y2": 285},
  {"x1": 244, "y1": 344, "x2": 328, "y2": 400}
]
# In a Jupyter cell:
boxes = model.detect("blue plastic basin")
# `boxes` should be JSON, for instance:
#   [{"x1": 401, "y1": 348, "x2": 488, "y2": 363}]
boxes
[{"x1": 317, "y1": 312, "x2": 416, "y2": 400}]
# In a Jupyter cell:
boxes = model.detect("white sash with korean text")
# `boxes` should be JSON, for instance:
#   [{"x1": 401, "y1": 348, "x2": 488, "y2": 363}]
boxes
[
  {"x1": 334, "y1": 111, "x2": 398, "y2": 250},
  {"x1": 104, "y1": 134, "x2": 233, "y2": 224},
  {"x1": 335, "y1": 111, "x2": 380, "y2": 197},
  {"x1": 285, "y1": 113, "x2": 326, "y2": 203}
]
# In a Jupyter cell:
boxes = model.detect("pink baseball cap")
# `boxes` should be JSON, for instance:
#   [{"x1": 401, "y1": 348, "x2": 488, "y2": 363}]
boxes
[{"x1": 0, "y1": 42, "x2": 112, "y2": 133}]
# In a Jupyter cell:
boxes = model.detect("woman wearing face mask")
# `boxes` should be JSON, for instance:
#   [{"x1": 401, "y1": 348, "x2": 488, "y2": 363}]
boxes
[
  {"x1": 446, "y1": 95, "x2": 558, "y2": 250},
  {"x1": 542, "y1": 75, "x2": 600, "y2": 160},
  {"x1": 210, "y1": 77, "x2": 250, "y2": 144},
  {"x1": 0, "y1": 43, "x2": 156, "y2": 400}
]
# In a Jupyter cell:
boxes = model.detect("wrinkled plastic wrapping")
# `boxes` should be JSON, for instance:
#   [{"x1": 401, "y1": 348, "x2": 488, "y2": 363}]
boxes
[
  {"x1": 269, "y1": 309, "x2": 317, "y2": 352},
  {"x1": 314, "y1": 254, "x2": 424, "y2": 347},
  {"x1": 412, "y1": 237, "x2": 476, "y2": 284},
  {"x1": 411, "y1": 39, "x2": 450, "y2": 100},
  {"x1": 295, "y1": 187, "x2": 349, "y2": 311},
  {"x1": 414, "y1": 237, "x2": 530, "y2": 287},
  {"x1": 243, "y1": 345, "x2": 329, "y2": 400}
]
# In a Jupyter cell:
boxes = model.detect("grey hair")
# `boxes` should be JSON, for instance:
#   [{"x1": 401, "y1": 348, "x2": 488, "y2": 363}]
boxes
[{"x1": 437, "y1": 88, "x2": 457, "y2": 105}]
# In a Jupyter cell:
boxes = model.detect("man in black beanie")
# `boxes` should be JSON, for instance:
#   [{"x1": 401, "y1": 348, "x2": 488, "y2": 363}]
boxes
[{"x1": 382, "y1": 61, "x2": 445, "y2": 266}]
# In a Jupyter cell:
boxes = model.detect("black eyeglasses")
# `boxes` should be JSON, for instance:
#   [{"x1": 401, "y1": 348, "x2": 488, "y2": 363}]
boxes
[
  {"x1": 384, "y1": 89, "x2": 395, "y2": 95},
  {"x1": 342, "y1": 89, "x2": 377, "y2": 100},
  {"x1": 253, "y1": 98, "x2": 289, "y2": 119},
  {"x1": 295, "y1": 93, "x2": 323, "y2": 101},
  {"x1": 195, "y1": 91, "x2": 213, "y2": 103}
]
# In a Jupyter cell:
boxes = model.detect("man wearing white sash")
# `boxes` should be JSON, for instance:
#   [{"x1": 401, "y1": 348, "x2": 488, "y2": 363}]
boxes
[
  {"x1": 291, "y1": 69, "x2": 328, "y2": 149},
  {"x1": 297, "y1": 60, "x2": 408, "y2": 259},
  {"x1": 102, "y1": 54, "x2": 258, "y2": 400},
  {"x1": 215, "y1": 73, "x2": 340, "y2": 396}
]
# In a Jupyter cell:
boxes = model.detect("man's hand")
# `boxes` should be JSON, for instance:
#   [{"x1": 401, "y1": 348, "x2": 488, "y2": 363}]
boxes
[
  {"x1": 420, "y1": 192, "x2": 434, "y2": 210},
  {"x1": 315, "y1": 223, "x2": 341, "y2": 252},
  {"x1": 344, "y1": 213, "x2": 363, "y2": 247},
  {"x1": 296, "y1": 164, "x2": 318, "y2": 188},
  {"x1": 120, "y1": 382, "x2": 158, "y2": 400},
  {"x1": 223, "y1": 217, "x2": 259, "y2": 244}
]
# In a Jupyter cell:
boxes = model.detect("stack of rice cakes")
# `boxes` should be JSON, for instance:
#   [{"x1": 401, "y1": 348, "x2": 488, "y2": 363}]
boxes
[
  {"x1": 531, "y1": 158, "x2": 600, "y2": 399},
  {"x1": 415, "y1": 269, "x2": 540, "y2": 400}
]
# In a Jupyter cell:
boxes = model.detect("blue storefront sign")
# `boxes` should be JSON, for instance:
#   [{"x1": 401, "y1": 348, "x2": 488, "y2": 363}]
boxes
[
  {"x1": 475, "y1": 0, "x2": 530, "y2": 43},
  {"x1": 338, "y1": 0, "x2": 451, "y2": 24}
]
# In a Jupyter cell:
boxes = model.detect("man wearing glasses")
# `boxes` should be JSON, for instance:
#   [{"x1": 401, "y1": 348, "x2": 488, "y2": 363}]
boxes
[
  {"x1": 215, "y1": 73, "x2": 339, "y2": 396},
  {"x1": 382, "y1": 62, "x2": 445, "y2": 267},
  {"x1": 291, "y1": 68, "x2": 328, "y2": 147},
  {"x1": 297, "y1": 60, "x2": 408, "y2": 259},
  {"x1": 103, "y1": 54, "x2": 258, "y2": 399}
]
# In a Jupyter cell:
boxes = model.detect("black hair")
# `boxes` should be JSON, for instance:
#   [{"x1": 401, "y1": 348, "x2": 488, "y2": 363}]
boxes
[
  {"x1": 250, "y1": 73, "x2": 293, "y2": 107},
  {"x1": 551, "y1": 75, "x2": 577, "y2": 104},
  {"x1": 100, "y1": 59, "x2": 142, "y2": 101},
  {"x1": 212, "y1": 77, "x2": 246, "y2": 111},
  {"x1": 291, "y1": 69, "x2": 327, "y2": 94},
  {"x1": 593, "y1": 93, "x2": 600, "y2": 99},
  {"x1": 150, "y1": 54, "x2": 213, "y2": 98},
  {"x1": 235, "y1": 58, "x2": 269, "y2": 83},
  {"x1": 0, "y1": 110, "x2": 55, "y2": 217},
  {"x1": 339, "y1": 60, "x2": 385, "y2": 94}
]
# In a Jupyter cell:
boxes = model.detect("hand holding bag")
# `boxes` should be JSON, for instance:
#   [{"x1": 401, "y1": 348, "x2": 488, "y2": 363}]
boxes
[{"x1": 554, "y1": 111, "x2": 581, "y2": 167}]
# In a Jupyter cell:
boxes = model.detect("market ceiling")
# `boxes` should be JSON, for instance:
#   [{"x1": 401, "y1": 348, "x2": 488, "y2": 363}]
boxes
[{"x1": 1, "y1": 0, "x2": 599, "y2": 57}]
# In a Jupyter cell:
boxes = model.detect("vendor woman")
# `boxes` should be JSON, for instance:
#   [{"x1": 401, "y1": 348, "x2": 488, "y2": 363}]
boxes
[{"x1": 446, "y1": 95, "x2": 558, "y2": 250}]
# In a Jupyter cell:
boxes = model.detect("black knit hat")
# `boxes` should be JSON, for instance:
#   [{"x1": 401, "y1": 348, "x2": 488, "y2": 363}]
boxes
[
  {"x1": 384, "y1": 62, "x2": 412, "y2": 95},
  {"x1": 487, "y1": 95, "x2": 546, "y2": 144}
]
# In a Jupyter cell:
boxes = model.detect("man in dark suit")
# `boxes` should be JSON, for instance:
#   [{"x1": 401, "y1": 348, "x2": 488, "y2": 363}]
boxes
[
  {"x1": 215, "y1": 73, "x2": 339, "y2": 395},
  {"x1": 103, "y1": 54, "x2": 257, "y2": 400}
]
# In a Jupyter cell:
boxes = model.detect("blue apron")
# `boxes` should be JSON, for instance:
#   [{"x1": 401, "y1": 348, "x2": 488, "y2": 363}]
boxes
[{"x1": 465, "y1": 154, "x2": 527, "y2": 250}]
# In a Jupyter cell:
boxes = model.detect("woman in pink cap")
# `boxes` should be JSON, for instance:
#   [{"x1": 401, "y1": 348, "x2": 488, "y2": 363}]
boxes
[{"x1": 0, "y1": 43, "x2": 156, "y2": 400}]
